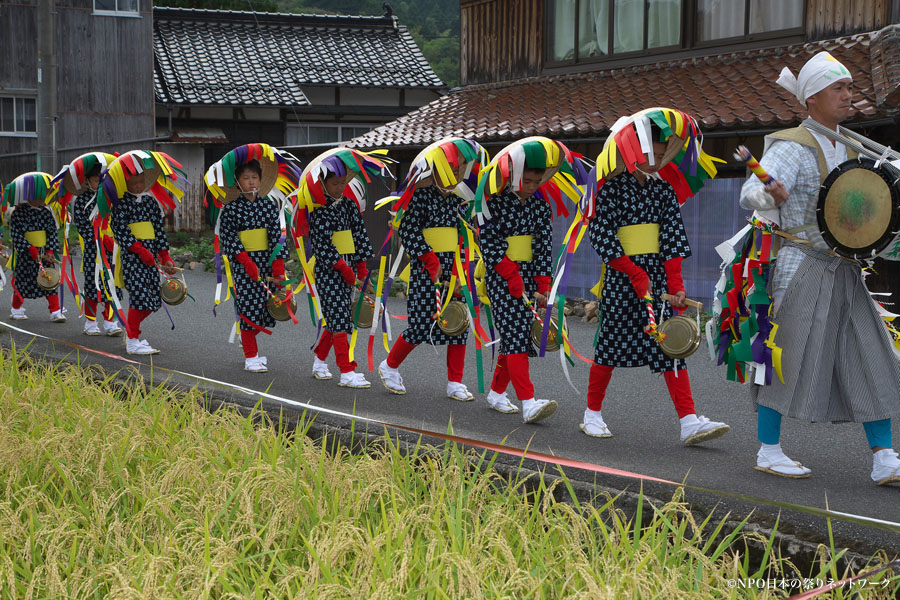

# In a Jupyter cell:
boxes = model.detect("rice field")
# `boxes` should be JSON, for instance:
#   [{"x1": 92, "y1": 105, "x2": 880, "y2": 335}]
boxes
[{"x1": 0, "y1": 346, "x2": 896, "y2": 599}]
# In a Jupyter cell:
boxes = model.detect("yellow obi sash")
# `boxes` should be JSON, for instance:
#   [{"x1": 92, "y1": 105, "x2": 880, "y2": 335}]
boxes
[
  {"x1": 617, "y1": 224, "x2": 660, "y2": 256},
  {"x1": 505, "y1": 235, "x2": 533, "y2": 262},
  {"x1": 423, "y1": 227, "x2": 458, "y2": 253},
  {"x1": 129, "y1": 221, "x2": 155, "y2": 240},
  {"x1": 239, "y1": 228, "x2": 269, "y2": 252},
  {"x1": 332, "y1": 230, "x2": 356, "y2": 254},
  {"x1": 24, "y1": 231, "x2": 47, "y2": 247}
]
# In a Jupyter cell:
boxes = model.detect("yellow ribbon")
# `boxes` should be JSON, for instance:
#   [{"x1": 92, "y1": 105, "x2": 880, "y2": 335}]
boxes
[
  {"x1": 423, "y1": 227, "x2": 458, "y2": 253},
  {"x1": 764, "y1": 322, "x2": 785, "y2": 385}
]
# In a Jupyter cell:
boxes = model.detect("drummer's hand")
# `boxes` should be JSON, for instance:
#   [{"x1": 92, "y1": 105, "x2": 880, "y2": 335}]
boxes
[
  {"x1": 533, "y1": 291, "x2": 549, "y2": 309},
  {"x1": 42, "y1": 252, "x2": 55, "y2": 266},
  {"x1": 27, "y1": 246, "x2": 40, "y2": 262},
  {"x1": 669, "y1": 290, "x2": 687, "y2": 309},
  {"x1": 162, "y1": 260, "x2": 176, "y2": 275},
  {"x1": 764, "y1": 180, "x2": 788, "y2": 206}
]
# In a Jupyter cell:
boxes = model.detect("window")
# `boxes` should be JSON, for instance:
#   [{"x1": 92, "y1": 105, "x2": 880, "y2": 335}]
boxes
[
  {"x1": 548, "y1": 0, "x2": 803, "y2": 65},
  {"x1": 285, "y1": 124, "x2": 374, "y2": 146},
  {"x1": 697, "y1": 0, "x2": 803, "y2": 42},
  {"x1": 93, "y1": 0, "x2": 139, "y2": 16},
  {"x1": 549, "y1": 0, "x2": 682, "y2": 61},
  {"x1": 0, "y1": 96, "x2": 37, "y2": 135}
]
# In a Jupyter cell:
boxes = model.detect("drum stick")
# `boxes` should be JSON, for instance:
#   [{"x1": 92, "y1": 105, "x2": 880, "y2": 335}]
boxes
[
  {"x1": 661, "y1": 293, "x2": 703, "y2": 311},
  {"x1": 156, "y1": 262, "x2": 184, "y2": 273},
  {"x1": 733, "y1": 146, "x2": 773, "y2": 184}
]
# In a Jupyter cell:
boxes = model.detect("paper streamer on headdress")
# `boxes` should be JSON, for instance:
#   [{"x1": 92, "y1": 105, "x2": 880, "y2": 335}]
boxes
[
  {"x1": 580, "y1": 108, "x2": 725, "y2": 222},
  {"x1": 470, "y1": 137, "x2": 590, "y2": 228},
  {"x1": 96, "y1": 150, "x2": 189, "y2": 218},
  {"x1": 2, "y1": 172, "x2": 59, "y2": 208}
]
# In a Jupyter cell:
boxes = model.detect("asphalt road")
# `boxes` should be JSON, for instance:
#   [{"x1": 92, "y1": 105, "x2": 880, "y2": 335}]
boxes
[{"x1": 2, "y1": 262, "x2": 899, "y2": 557}]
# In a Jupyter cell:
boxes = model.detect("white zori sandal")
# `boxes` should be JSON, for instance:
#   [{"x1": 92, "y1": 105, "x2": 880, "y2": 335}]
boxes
[{"x1": 755, "y1": 444, "x2": 811, "y2": 478}]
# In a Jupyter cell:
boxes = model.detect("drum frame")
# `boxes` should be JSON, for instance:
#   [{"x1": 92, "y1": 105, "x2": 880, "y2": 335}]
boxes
[{"x1": 817, "y1": 157, "x2": 900, "y2": 260}]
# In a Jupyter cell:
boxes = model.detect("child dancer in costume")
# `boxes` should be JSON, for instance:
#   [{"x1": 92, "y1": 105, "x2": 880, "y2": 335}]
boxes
[
  {"x1": 3, "y1": 172, "x2": 65, "y2": 322},
  {"x1": 54, "y1": 153, "x2": 124, "y2": 336},
  {"x1": 580, "y1": 108, "x2": 729, "y2": 445},
  {"x1": 378, "y1": 138, "x2": 487, "y2": 401},
  {"x1": 295, "y1": 149, "x2": 391, "y2": 388},
  {"x1": 473, "y1": 137, "x2": 587, "y2": 424},
  {"x1": 205, "y1": 144, "x2": 299, "y2": 373},
  {"x1": 96, "y1": 150, "x2": 189, "y2": 355}
]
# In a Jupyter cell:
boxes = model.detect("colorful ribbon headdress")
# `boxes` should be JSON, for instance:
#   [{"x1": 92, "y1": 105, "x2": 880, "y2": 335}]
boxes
[
  {"x1": 294, "y1": 147, "x2": 394, "y2": 233},
  {"x1": 51, "y1": 152, "x2": 118, "y2": 208},
  {"x1": 96, "y1": 150, "x2": 189, "y2": 217},
  {"x1": 383, "y1": 137, "x2": 488, "y2": 227},
  {"x1": 2, "y1": 171, "x2": 59, "y2": 208},
  {"x1": 582, "y1": 107, "x2": 725, "y2": 219},
  {"x1": 204, "y1": 143, "x2": 301, "y2": 207},
  {"x1": 471, "y1": 136, "x2": 591, "y2": 226}
]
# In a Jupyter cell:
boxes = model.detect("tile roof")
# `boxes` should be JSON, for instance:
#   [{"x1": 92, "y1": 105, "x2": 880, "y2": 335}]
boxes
[
  {"x1": 153, "y1": 7, "x2": 444, "y2": 106},
  {"x1": 350, "y1": 26, "x2": 900, "y2": 149}
]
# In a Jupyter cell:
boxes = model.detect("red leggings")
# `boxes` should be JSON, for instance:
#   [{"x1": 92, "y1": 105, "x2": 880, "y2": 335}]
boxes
[
  {"x1": 240, "y1": 329, "x2": 259, "y2": 358},
  {"x1": 11, "y1": 289, "x2": 59, "y2": 312},
  {"x1": 386, "y1": 335, "x2": 466, "y2": 382},
  {"x1": 489, "y1": 353, "x2": 534, "y2": 400},
  {"x1": 586, "y1": 364, "x2": 696, "y2": 418},
  {"x1": 314, "y1": 330, "x2": 356, "y2": 373},
  {"x1": 126, "y1": 308, "x2": 154, "y2": 339}
]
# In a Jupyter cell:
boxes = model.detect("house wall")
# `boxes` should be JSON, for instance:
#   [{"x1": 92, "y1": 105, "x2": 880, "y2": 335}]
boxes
[
  {"x1": 460, "y1": 0, "x2": 543, "y2": 86},
  {"x1": 461, "y1": 0, "x2": 896, "y2": 85},
  {"x1": 1, "y1": 0, "x2": 155, "y2": 184},
  {"x1": 157, "y1": 143, "x2": 205, "y2": 233}
]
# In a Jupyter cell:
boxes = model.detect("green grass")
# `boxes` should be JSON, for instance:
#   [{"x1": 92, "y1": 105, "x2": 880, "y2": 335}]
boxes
[{"x1": 0, "y1": 347, "x2": 896, "y2": 598}]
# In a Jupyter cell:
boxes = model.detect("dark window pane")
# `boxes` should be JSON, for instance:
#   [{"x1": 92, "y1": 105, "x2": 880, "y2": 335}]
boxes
[
  {"x1": 1, "y1": 98, "x2": 13, "y2": 132},
  {"x1": 613, "y1": 0, "x2": 643, "y2": 53},
  {"x1": 648, "y1": 0, "x2": 681, "y2": 48},
  {"x1": 23, "y1": 98, "x2": 36, "y2": 132},
  {"x1": 548, "y1": 0, "x2": 577, "y2": 61},
  {"x1": 94, "y1": 0, "x2": 116, "y2": 11},
  {"x1": 307, "y1": 126, "x2": 339, "y2": 145},
  {"x1": 117, "y1": 0, "x2": 138, "y2": 12},
  {"x1": 578, "y1": 0, "x2": 608, "y2": 57},
  {"x1": 697, "y1": 0, "x2": 745, "y2": 40},
  {"x1": 750, "y1": 0, "x2": 802, "y2": 33},
  {"x1": 15, "y1": 98, "x2": 26, "y2": 131}
]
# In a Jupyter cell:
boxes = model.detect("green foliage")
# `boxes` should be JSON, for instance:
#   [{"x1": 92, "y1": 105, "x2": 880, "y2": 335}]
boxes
[{"x1": 2, "y1": 347, "x2": 899, "y2": 597}]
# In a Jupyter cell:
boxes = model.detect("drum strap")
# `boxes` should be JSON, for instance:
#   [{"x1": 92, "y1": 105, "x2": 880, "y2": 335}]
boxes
[
  {"x1": 766, "y1": 127, "x2": 858, "y2": 184},
  {"x1": 423, "y1": 227, "x2": 458, "y2": 253},
  {"x1": 505, "y1": 235, "x2": 533, "y2": 261},
  {"x1": 617, "y1": 224, "x2": 660, "y2": 255},
  {"x1": 332, "y1": 230, "x2": 356, "y2": 255}
]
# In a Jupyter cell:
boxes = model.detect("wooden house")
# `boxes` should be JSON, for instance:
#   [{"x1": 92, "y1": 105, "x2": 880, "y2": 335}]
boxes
[
  {"x1": 152, "y1": 6, "x2": 446, "y2": 234},
  {"x1": 352, "y1": 0, "x2": 900, "y2": 302},
  {"x1": 0, "y1": 0, "x2": 155, "y2": 184}
]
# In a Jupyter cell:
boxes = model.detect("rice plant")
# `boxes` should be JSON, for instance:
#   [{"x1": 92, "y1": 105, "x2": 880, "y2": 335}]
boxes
[{"x1": 0, "y1": 346, "x2": 895, "y2": 599}]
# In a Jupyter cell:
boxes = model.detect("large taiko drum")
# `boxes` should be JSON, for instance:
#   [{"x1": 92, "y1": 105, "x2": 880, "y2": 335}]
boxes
[{"x1": 817, "y1": 158, "x2": 900, "y2": 261}]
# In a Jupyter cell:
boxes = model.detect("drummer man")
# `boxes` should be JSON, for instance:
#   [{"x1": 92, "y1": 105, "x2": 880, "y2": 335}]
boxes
[{"x1": 739, "y1": 51, "x2": 900, "y2": 483}]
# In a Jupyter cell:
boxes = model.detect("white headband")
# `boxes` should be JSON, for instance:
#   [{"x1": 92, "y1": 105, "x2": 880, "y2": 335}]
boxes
[{"x1": 775, "y1": 51, "x2": 852, "y2": 105}]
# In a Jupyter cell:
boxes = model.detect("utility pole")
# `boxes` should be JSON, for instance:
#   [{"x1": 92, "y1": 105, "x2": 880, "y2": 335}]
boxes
[{"x1": 37, "y1": 0, "x2": 57, "y2": 172}]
